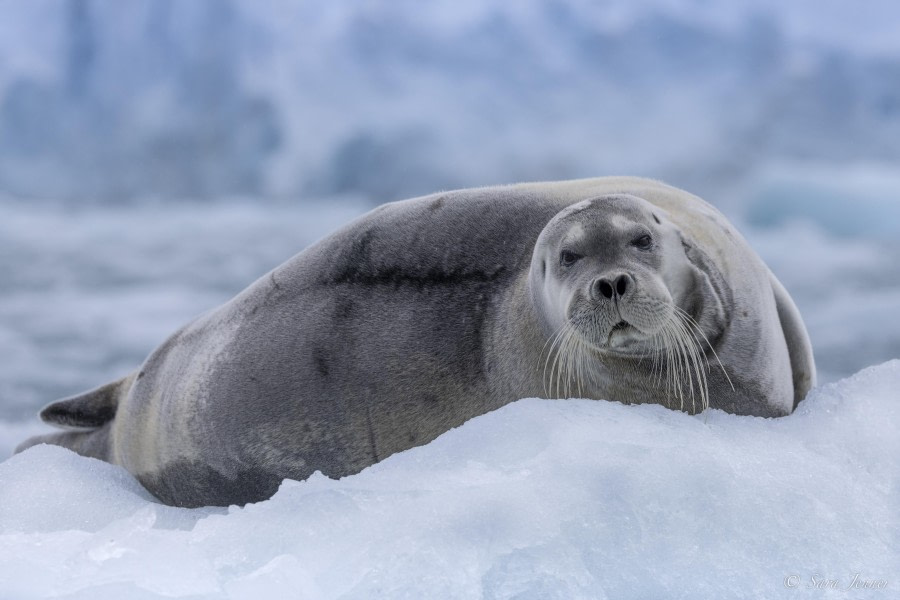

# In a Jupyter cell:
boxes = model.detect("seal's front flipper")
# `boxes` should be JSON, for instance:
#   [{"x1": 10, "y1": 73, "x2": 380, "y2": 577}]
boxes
[
  {"x1": 39, "y1": 373, "x2": 135, "y2": 429},
  {"x1": 769, "y1": 274, "x2": 817, "y2": 410}
]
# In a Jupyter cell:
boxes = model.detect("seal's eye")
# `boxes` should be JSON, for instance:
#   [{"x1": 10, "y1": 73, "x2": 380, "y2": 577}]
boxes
[
  {"x1": 559, "y1": 250, "x2": 582, "y2": 267},
  {"x1": 632, "y1": 235, "x2": 653, "y2": 251}
]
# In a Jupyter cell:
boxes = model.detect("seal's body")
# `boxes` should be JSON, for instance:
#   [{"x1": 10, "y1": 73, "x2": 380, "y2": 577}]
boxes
[{"x1": 17, "y1": 177, "x2": 815, "y2": 507}]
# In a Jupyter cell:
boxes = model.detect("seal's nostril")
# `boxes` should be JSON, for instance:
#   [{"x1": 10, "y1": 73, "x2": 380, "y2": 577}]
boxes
[
  {"x1": 616, "y1": 275, "x2": 628, "y2": 296},
  {"x1": 598, "y1": 280, "x2": 613, "y2": 299}
]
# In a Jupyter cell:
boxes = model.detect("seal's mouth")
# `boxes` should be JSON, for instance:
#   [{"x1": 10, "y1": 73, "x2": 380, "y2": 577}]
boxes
[
  {"x1": 566, "y1": 304, "x2": 656, "y2": 354},
  {"x1": 605, "y1": 319, "x2": 646, "y2": 351},
  {"x1": 611, "y1": 320, "x2": 630, "y2": 332}
]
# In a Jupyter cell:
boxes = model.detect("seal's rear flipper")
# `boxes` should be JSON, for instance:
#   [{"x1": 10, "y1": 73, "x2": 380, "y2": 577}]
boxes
[
  {"x1": 14, "y1": 425, "x2": 113, "y2": 460},
  {"x1": 39, "y1": 373, "x2": 135, "y2": 429}
]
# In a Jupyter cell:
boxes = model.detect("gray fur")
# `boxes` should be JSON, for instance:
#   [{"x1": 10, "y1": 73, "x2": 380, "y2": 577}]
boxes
[{"x1": 16, "y1": 177, "x2": 816, "y2": 507}]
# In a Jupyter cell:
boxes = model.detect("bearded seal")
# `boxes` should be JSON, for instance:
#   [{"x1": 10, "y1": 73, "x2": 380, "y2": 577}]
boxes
[{"x1": 17, "y1": 177, "x2": 815, "y2": 507}]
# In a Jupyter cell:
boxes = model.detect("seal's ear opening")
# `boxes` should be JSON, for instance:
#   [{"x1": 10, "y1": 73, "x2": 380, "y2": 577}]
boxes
[{"x1": 39, "y1": 374, "x2": 132, "y2": 429}]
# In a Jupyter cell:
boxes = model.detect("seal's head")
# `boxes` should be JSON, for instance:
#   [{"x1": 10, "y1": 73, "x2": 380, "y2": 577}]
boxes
[{"x1": 530, "y1": 193, "x2": 727, "y2": 408}]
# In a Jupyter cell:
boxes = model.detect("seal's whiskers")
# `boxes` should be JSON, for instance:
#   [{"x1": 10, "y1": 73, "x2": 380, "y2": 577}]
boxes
[
  {"x1": 654, "y1": 313, "x2": 702, "y2": 412},
  {"x1": 542, "y1": 316, "x2": 598, "y2": 399},
  {"x1": 651, "y1": 307, "x2": 737, "y2": 412},
  {"x1": 674, "y1": 306, "x2": 735, "y2": 393}
]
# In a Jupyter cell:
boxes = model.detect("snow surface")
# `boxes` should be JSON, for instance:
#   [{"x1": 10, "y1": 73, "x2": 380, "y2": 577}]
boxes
[{"x1": 1, "y1": 361, "x2": 897, "y2": 599}]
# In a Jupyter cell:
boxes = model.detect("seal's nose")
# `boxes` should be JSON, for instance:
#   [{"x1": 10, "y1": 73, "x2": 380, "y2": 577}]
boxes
[{"x1": 593, "y1": 273, "x2": 632, "y2": 300}]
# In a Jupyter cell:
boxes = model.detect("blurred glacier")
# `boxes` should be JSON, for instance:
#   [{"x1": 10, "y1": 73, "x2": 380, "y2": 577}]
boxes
[
  {"x1": 1, "y1": 361, "x2": 897, "y2": 599},
  {"x1": 2, "y1": 0, "x2": 900, "y2": 201}
]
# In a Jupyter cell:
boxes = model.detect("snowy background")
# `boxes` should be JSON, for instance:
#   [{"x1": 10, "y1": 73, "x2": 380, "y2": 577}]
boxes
[{"x1": 1, "y1": 0, "x2": 899, "y2": 597}]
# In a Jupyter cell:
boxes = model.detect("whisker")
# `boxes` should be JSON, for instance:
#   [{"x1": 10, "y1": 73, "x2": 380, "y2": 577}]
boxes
[
  {"x1": 675, "y1": 307, "x2": 735, "y2": 393},
  {"x1": 659, "y1": 319, "x2": 682, "y2": 409},
  {"x1": 540, "y1": 313, "x2": 604, "y2": 400},
  {"x1": 553, "y1": 325, "x2": 570, "y2": 399},
  {"x1": 678, "y1": 314, "x2": 711, "y2": 411},
  {"x1": 542, "y1": 323, "x2": 570, "y2": 398},
  {"x1": 673, "y1": 313, "x2": 707, "y2": 412}
]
